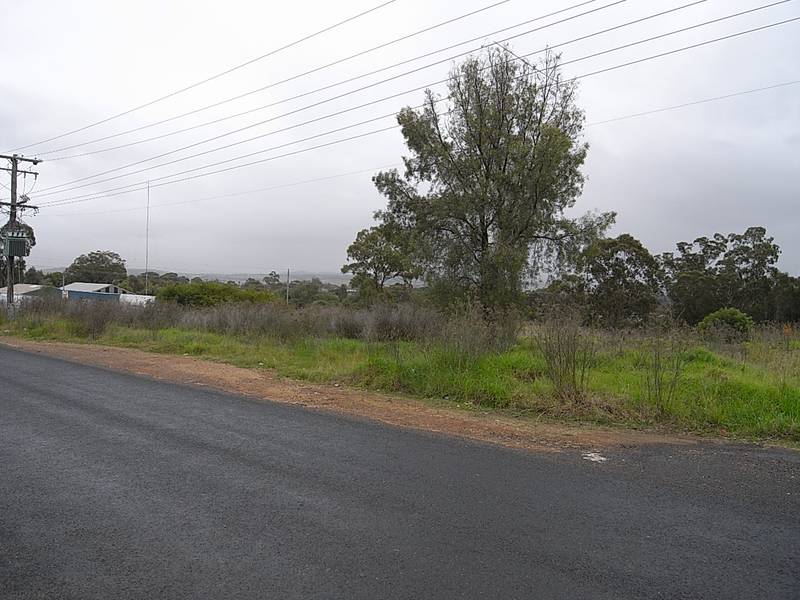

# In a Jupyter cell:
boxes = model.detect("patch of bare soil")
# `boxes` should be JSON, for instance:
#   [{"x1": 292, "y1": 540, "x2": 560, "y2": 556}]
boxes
[{"x1": 1, "y1": 337, "x2": 697, "y2": 453}]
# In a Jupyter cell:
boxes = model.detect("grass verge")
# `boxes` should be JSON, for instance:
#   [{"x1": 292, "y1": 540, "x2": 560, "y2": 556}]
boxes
[{"x1": 4, "y1": 317, "x2": 799, "y2": 443}]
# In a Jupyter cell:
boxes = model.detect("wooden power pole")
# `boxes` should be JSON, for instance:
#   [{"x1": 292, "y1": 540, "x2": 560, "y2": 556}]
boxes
[{"x1": 1, "y1": 154, "x2": 40, "y2": 306}]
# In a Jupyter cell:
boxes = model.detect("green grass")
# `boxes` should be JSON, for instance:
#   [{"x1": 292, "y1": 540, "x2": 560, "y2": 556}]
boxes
[{"x1": 4, "y1": 316, "x2": 799, "y2": 443}]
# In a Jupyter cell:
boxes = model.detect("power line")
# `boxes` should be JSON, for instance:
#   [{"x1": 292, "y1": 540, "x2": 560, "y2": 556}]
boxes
[
  {"x1": 39, "y1": 127, "x2": 401, "y2": 207},
  {"x1": 47, "y1": 164, "x2": 401, "y2": 217},
  {"x1": 36, "y1": 112, "x2": 406, "y2": 199},
  {"x1": 559, "y1": 15, "x2": 800, "y2": 84},
  {"x1": 34, "y1": 1, "x2": 786, "y2": 198},
  {"x1": 35, "y1": 0, "x2": 707, "y2": 194},
  {"x1": 43, "y1": 0, "x2": 676, "y2": 177},
  {"x1": 7, "y1": 0, "x2": 399, "y2": 153},
  {"x1": 587, "y1": 80, "x2": 800, "y2": 125},
  {"x1": 41, "y1": 77, "x2": 800, "y2": 217},
  {"x1": 555, "y1": 0, "x2": 792, "y2": 71},
  {"x1": 33, "y1": 0, "x2": 617, "y2": 159},
  {"x1": 36, "y1": 16, "x2": 800, "y2": 209}
]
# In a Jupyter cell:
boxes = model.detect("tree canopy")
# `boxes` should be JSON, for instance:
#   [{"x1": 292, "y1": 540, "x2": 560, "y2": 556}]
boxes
[
  {"x1": 583, "y1": 234, "x2": 661, "y2": 327},
  {"x1": 342, "y1": 222, "x2": 420, "y2": 295},
  {"x1": 353, "y1": 47, "x2": 611, "y2": 316},
  {"x1": 65, "y1": 250, "x2": 127, "y2": 284},
  {"x1": 660, "y1": 227, "x2": 781, "y2": 323},
  {"x1": 157, "y1": 281, "x2": 275, "y2": 307}
]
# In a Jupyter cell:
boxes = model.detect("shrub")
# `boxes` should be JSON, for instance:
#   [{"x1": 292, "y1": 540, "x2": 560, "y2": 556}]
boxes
[
  {"x1": 437, "y1": 307, "x2": 492, "y2": 363},
  {"x1": 65, "y1": 300, "x2": 123, "y2": 339},
  {"x1": 12, "y1": 295, "x2": 511, "y2": 355},
  {"x1": 178, "y1": 303, "x2": 310, "y2": 340},
  {"x1": 699, "y1": 308, "x2": 754, "y2": 343},
  {"x1": 330, "y1": 309, "x2": 366, "y2": 339},
  {"x1": 157, "y1": 281, "x2": 275, "y2": 307},
  {"x1": 364, "y1": 303, "x2": 443, "y2": 342},
  {"x1": 534, "y1": 316, "x2": 595, "y2": 403},
  {"x1": 641, "y1": 326, "x2": 688, "y2": 414}
]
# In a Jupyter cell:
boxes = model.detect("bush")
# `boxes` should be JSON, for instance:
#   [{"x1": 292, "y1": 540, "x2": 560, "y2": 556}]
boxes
[
  {"x1": 179, "y1": 303, "x2": 311, "y2": 340},
  {"x1": 65, "y1": 300, "x2": 125, "y2": 339},
  {"x1": 699, "y1": 308, "x2": 754, "y2": 343},
  {"x1": 364, "y1": 303, "x2": 444, "y2": 342},
  {"x1": 12, "y1": 295, "x2": 514, "y2": 359},
  {"x1": 157, "y1": 281, "x2": 275, "y2": 307},
  {"x1": 330, "y1": 309, "x2": 366, "y2": 339},
  {"x1": 534, "y1": 316, "x2": 595, "y2": 403},
  {"x1": 641, "y1": 325, "x2": 688, "y2": 414}
]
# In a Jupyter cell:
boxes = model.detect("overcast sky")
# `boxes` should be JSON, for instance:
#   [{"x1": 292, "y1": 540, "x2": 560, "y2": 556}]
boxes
[{"x1": 1, "y1": 0, "x2": 798, "y2": 277}]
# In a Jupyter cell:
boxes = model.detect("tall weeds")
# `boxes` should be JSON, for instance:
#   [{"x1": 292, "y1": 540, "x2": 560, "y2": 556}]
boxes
[
  {"x1": 13, "y1": 297, "x2": 506, "y2": 356},
  {"x1": 534, "y1": 316, "x2": 595, "y2": 403},
  {"x1": 641, "y1": 326, "x2": 688, "y2": 414}
]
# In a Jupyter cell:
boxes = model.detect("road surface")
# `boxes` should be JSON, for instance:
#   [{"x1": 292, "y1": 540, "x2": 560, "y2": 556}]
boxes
[{"x1": 1, "y1": 345, "x2": 798, "y2": 599}]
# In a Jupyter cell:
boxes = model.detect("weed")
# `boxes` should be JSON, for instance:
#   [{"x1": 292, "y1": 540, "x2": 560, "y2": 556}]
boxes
[{"x1": 533, "y1": 316, "x2": 595, "y2": 404}]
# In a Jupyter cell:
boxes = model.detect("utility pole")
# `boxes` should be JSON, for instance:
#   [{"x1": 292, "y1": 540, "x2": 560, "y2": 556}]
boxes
[
  {"x1": 286, "y1": 268, "x2": 290, "y2": 304},
  {"x1": 0, "y1": 154, "x2": 40, "y2": 307},
  {"x1": 145, "y1": 181, "x2": 150, "y2": 295}
]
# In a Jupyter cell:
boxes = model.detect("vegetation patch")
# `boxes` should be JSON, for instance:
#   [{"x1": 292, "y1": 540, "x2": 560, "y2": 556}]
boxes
[{"x1": 3, "y1": 302, "x2": 798, "y2": 443}]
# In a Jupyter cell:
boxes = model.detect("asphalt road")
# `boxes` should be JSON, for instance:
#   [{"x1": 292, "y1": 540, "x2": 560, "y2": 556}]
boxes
[{"x1": 1, "y1": 346, "x2": 798, "y2": 599}]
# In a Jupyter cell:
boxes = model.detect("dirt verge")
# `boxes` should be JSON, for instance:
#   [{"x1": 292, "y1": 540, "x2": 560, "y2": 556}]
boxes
[{"x1": 1, "y1": 337, "x2": 698, "y2": 453}]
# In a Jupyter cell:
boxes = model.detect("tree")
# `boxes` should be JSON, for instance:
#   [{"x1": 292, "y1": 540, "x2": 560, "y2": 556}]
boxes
[
  {"x1": 64, "y1": 250, "x2": 127, "y2": 284},
  {"x1": 243, "y1": 277, "x2": 266, "y2": 290},
  {"x1": 582, "y1": 234, "x2": 661, "y2": 327},
  {"x1": 22, "y1": 267, "x2": 45, "y2": 284},
  {"x1": 43, "y1": 271, "x2": 64, "y2": 287},
  {"x1": 771, "y1": 272, "x2": 800, "y2": 323},
  {"x1": 342, "y1": 222, "x2": 420, "y2": 294},
  {"x1": 660, "y1": 227, "x2": 780, "y2": 323},
  {"x1": 288, "y1": 278, "x2": 324, "y2": 307},
  {"x1": 368, "y1": 47, "x2": 610, "y2": 317},
  {"x1": 717, "y1": 227, "x2": 780, "y2": 322},
  {"x1": 157, "y1": 281, "x2": 274, "y2": 307},
  {"x1": 263, "y1": 271, "x2": 281, "y2": 286}
]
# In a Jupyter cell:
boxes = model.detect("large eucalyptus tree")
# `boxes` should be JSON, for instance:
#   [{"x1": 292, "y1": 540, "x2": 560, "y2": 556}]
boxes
[{"x1": 367, "y1": 47, "x2": 611, "y2": 315}]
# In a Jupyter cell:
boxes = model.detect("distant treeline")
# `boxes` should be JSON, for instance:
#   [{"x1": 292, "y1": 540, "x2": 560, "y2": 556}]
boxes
[{"x1": 15, "y1": 225, "x2": 800, "y2": 325}]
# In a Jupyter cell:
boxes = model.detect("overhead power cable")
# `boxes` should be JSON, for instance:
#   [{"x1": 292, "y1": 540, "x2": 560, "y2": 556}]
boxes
[
  {"x1": 39, "y1": 127, "x2": 400, "y2": 208},
  {"x1": 587, "y1": 79, "x2": 800, "y2": 125},
  {"x1": 44, "y1": 77, "x2": 800, "y2": 218},
  {"x1": 44, "y1": 0, "x2": 685, "y2": 170},
  {"x1": 48, "y1": 164, "x2": 401, "y2": 217},
  {"x1": 40, "y1": 77, "x2": 800, "y2": 218},
  {"x1": 36, "y1": 16, "x2": 800, "y2": 209},
  {"x1": 36, "y1": 0, "x2": 707, "y2": 195},
  {"x1": 35, "y1": 0, "x2": 652, "y2": 194},
  {"x1": 7, "y1": 0, "x2": 399, "y2": 153},
  {"x1": 38, "y1": 113, "x2": 413, "y2": 200},
  {"x1": 33, "y1": 0, "x2": 616, "y2": 158},
  {"x1": 35, "y1": 1, "x2": 782, "y2": 197}
]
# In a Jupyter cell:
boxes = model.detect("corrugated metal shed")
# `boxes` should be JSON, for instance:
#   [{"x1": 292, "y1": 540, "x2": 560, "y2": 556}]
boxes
[
  {"x1": 62, "y1": 282, "x2": 131, "y2": 295},
  {"x1": 65, "y1": 290, "x2": 121, "y2": 302},
  {"x1": 0, "y1": 284, "x2": 62, "y2": 302},
  {"x1": 119, "y1": 294, "x2": 155, "y2": 305}
]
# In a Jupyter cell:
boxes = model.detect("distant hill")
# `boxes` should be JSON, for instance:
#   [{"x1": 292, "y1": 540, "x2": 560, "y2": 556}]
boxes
[
  {"x1": 185, "y1": 271, "x2": 352, "y2": 285},
  {"x1": 36, "y1": 265, "x2": 351, "y2": 286}
]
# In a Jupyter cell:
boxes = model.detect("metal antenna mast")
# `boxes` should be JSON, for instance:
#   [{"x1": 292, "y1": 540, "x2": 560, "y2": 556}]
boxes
[{"x1": 145, "y1": 181, "x2": 150, "y2": 295}]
